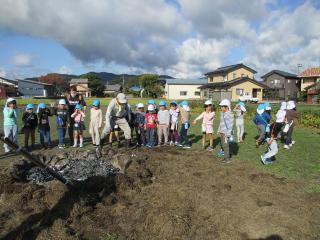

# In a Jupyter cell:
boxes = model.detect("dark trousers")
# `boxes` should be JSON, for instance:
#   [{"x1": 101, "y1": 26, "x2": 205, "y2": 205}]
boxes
[
  {"x1": 285, "y1": 124, "x2": 294, "y2": 145},
  {"x1": 24, "y1": 128, "x2": 35, "y2": 147},
  {"x1": 146, "y1": 128, "x2": 155, "y2": 147},
  {"x1": 58, "y1": 128, "x2": 66, "y2": 145},
  {"x1": 179, "y1": 124, "x2": 189, "y2": 145},
  {"x1": 68, "y1": 124, "x2": 74, "y2": 145},
  {"x1": 136, "y1": 127, "x2": 146, "y2": 145},
  {"x1": 39, "y1": 129, "x2": 51, "y2": 146}
]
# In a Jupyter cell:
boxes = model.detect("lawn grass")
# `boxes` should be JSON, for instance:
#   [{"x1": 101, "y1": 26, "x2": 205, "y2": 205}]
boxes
[{"x1": 0, "y1": 99, "x2": 319, "y2": 192}]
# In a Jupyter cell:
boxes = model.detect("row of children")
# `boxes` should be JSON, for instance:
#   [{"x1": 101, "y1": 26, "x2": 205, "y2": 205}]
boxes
[{"x1": 253, "y1": 100, "x2": 299, "y2": 165}]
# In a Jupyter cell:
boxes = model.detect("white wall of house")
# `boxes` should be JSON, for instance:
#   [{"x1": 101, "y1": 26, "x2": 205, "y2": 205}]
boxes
[{"x1": 165, "y1": 84, "x2": 202, "y2": 99}]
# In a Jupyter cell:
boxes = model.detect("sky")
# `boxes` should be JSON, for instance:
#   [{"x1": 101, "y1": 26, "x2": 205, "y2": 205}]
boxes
[{"x1": 0, "y1": 0, "x2": 320, "y2": 80}]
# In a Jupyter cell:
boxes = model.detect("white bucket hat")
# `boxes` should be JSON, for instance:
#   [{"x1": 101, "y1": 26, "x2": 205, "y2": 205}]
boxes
[
  {"x1": 117, "y1": 93, "x2": 127, "y2": 104},
  {"x1": 205, "y1": 100, "x2": 212, "y2": 105},
  {"x1": 286, "y1": 101, "x2": 296, "y2": 110},
  {"x1": 280, "y1": 102, "x2": 287, "y2": 110},
  {"x1": 276, "y1": 110, "x2": 286, "y2": 123},
  {"x1": 137, "y1": 103, "x2": 144, "y2": 108},
  {"x1": 219, "y1": 99, "x2": 231, "y2": 108},
  {"x1": 59, "y1": 99, "x2": 66, "y2": 105}
]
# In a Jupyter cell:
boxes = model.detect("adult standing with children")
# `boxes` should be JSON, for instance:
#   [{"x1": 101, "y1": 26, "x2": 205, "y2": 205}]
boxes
[
  {"x1": 66, "y1": 86, "x2": 87, "y2": 146},
  {"x1": 100, "y1": 93, "x2": 132, "y2": 148}
]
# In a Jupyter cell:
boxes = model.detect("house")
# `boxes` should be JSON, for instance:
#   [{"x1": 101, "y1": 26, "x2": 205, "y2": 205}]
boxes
[
  {"x1": 0, "y1": 77, "x2": 18, "y2": 97},
  {"x1": 261, "y1": 70, "x2": 301, "y2": 100},
  {"x1": 70, "y1": 78, "x2": 92, "y2": 97},
  {"x1": 299, "y1": 67, "x2": 320, "y2": 91},
  {"x1": 305, "y1": 82, "x2": 320, "y2": 104},
  {"x1": 18, "y1": 79, "x2": 54, "y2": 98},
  {"x1": 200, "y1": 63, "x2": 266, "y2": 102},
  {"x1": 104, "y1": 84, "x2": 122, "y2": 96},
  {"x1": 164, "y1": 78, "x2": 207, "y2": 100}
]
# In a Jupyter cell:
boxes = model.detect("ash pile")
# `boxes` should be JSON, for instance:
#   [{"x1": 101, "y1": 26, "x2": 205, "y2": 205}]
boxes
[{"x1": 11, "y1": 148, "x2": 132, "y2": 184}]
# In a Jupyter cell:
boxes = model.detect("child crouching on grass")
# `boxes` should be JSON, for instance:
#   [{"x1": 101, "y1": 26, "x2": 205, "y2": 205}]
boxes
[
  {"x1": 217, "y1": 99, "x2": 234, "y2": 164},
  {"x1": 22, "y1": 104, "x2": 38, "y2": 151},
  {"x1": 71, "y1": 104, "x2": 85, "y2": 148},
  {"x1": 177, "y1": 101, "x2": 191, "y2": 149},
  {"x1": 145, "y1": 104, "x2": 157, "y2": 147},
  {"x1": 157, "y1": 100, "x2": 170, "y2": 145},
  {"x1": 260, "y1": 112, "x2": 285, "y2": 165},
  {"x1": 193, "y1": 100, "x2": 215, "y2": 151},
  {"x1": 89, "y1": 100, "x2": 102, "y2": 147}
]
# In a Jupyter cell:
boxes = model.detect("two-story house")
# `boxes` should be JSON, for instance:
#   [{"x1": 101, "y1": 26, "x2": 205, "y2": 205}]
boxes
[
  {"x1": 70, "y1": 78, "x2": 92, "y2": 97},
  {"x1": 261, "y1": 70, "x2": 301, "y2": 100},
  {"x1": 299, "y1": 67, "x2": 320, "y2": 91},
  {"x1": 199, "y1": 63, "x2": 267, "y2": 102}
]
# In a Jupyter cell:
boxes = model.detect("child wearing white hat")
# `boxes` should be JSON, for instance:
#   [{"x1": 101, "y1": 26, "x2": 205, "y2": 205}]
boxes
[
  {"x1": 233, "y1": 102, "x2": 246, "y2": 143},
  {"x1": 193, "y1": 100, "x2": 216, "y2": 151},
  {"x1": 134, "y1": 103, "x2": 146, "y2": 146},
  {"x1": 217, "y1": 99, "x2": 234, "y2": 164},
  {"x1": 3, "y1": 98, "x2": 18, "y2": 153},
  {"x1": 145, "y1": 104, "x2": 157, "y2": 147},
  {"x1": 284, "y1": 101, "x2": 298, "y2": 149}
]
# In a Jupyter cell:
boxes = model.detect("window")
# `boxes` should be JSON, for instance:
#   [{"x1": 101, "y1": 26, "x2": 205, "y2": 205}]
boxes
[
  {"x1": 209, "y1": 77, "x2": 213, "y2": 82},
  {"x1": 270, "y1": 80, "x2": 274, "y2": 84},
  {"x1": 233, "y1": 73, "x2": 237, "y2": 79},
  {"x1": 241, "y1": 73, "x2": 245, "y2": 77},
  {"x1": 194, "y1": 91, "x2": 200, "y2": 96},
  {"x1": 236, "y1": 88, "x2": 244, "y2": 96},
  {"x1": 274, "y1": 79, "x2": 280, "y2": 84},
  {"x1": 180, "y1": 91, "x2": 187, "y2": 96},
  {"x1": 203, "y1": 91, "x2": 208, "y2": 97}
]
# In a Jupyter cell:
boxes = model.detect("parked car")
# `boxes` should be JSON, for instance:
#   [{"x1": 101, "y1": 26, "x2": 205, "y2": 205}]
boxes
[{"x1": 239, "y1": 93, "x2": 259, "y2": 103}]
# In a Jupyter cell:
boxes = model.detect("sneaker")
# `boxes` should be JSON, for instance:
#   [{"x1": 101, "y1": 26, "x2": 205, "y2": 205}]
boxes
[
  {"x1": 284, "y1": 145, "x2": 290, "y2": 149},
  {"x1": 79, "y1": 144, "x2": 83, "y2": 148},
  {"x1": 183, "y1": 145, "x2": 191, "y2": 149},
  {"x1": 265, "y1": 158, "x2": 273, "y2": 164},
  {"x1": 260, "y1": 155, "x2": 267, "y2": 165},
  {"x1": 72, "y1": 143, "x2": 77, "y2": 148},
  {"x1": 170, "y1": 141, "x2": 174, "y2": 146},
  {"x1": 289, "y1": 143, "x2": 293, "y2": 147},
  {"x1": 291, "y1": 140, "x2": 296, "y2": 145},
  {"x1": 202, "y1": 145, "x2": 206, "y2": 150},
  {"x1": 177, "y1": 143, "x2": 183, "y2": 147},
  {"x1": 207, "y1": 146, "x2": 213, "y2": 152},
  {"x1": 58, "y1": 145, "x2": 64, "y2": 149},
  {"x1": 175, "y1": 141, "x2": 179, "y2": 146},
  {"x1": 222, "y1": 158, "x2": 231, "y2": 164}
]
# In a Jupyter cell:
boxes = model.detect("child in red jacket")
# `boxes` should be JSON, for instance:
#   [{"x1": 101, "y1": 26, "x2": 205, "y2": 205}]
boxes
[{"x1": 145, "y1": 104, "x2": 157, "y2": 147}]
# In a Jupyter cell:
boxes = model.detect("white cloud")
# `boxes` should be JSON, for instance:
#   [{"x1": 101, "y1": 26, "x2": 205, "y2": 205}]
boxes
[
  {"x1": 12, "y1": 53, "x2": 33, "y2": 66},
  {"x1": 0, "y1": 69, "x2": 6, "y2": 78},
  {"x1": 57, "y1": 65, "x2": 72, "y2": 74}
]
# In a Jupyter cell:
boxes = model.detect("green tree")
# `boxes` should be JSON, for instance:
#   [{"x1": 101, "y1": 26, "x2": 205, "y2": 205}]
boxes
[
  {"x1": 80, "y1": 73, "x2": 105, "y2": 97},
  {"x1": 139, "y1": 74, "x2": 164, "y2": 98}
]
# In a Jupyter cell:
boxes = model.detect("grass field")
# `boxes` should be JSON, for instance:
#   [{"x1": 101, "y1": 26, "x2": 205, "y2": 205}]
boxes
[{"x1": 0, "y1": 100, "x2": 319, "y2": 193}]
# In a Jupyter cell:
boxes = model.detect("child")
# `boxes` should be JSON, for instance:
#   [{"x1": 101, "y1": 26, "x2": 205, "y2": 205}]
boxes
[
  {"x1": 193, "y1": 100, "x2": 215, "y2": 151},
  {"x1": 89, "y1": 100, "x2": 103, "y2": 147},
  {"x1": 233, "y1": 102, "x2": 246, "y2": 143},
  {"x1": 253, "y1": 104, "x2": 271, "y2": 147},
  {"x1": 284, "y1": 100, "x2": 298, "y2": 149},
  {"x1": 134, "y1": 103, "x2": 146, "y2": 146},
  {"x1": 260, "y1": 117, "x2": 283, "y2": 165},
  {"x1": 54, "y1": 99, "x2": 69, "y2": 149},
  {"x1": 177, "y1": 101, "x2": 191, "y2": 149},
  {"x1": 145, "y1": 104, "x2": 157, "y2": 147},
  {"x1": 275, "y1": 102, "x2": 287, "y2": 139},
  {"x1": 109, "y1": 125, "x2": 121, "y2": 147},
  {"x1": 157, "y1": 100, "x2": 170, "y2": 145},
  {"x1": 264, "y1": 102, "x2": 272, "y2": 116},
  {"x1": 38, "y1": 103, "x2": 52, "y2": 149},
  {"x1": 3, "y1": 98, "x2": 18, "y2": 153},
  {"x1": 71, "y1": 104, "x2": 85, "y2": 148},
  {"x1": 22, "y1": 104, "x2": 38, "y2": 151},
  {"x1": 217, "y1": 99, "x2": 234, "y2": 164},
  {"x1": 169, "y1": 100, "x2": 179, "y2": 146}
]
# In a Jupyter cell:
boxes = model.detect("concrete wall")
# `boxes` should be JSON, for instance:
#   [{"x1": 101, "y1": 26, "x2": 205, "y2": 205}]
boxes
[{"x1": 165, "y1": 84, "x2": 202, "y2": 99}]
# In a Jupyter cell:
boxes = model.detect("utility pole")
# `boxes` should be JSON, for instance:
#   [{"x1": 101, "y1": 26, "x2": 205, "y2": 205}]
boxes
[
  {"x1": 297, "y1": 63, "x2": 302, "y2": 75},
  {"x1": 122, "y1": 74, "x2": 125, "y2": 93}
]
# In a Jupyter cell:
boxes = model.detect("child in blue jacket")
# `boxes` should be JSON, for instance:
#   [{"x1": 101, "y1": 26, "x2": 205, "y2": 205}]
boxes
[{"x1": 253, "y1": 104, "x2": 271, "y2": 147}]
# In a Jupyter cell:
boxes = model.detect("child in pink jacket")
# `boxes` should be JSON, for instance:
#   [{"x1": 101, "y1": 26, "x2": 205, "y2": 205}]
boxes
[{"x1": 193, "y1": 100, "x2": 216, "y2": 151}]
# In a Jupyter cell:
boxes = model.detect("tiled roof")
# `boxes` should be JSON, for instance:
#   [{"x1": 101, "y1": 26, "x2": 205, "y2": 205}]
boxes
[
  {"x1": 299, "y1": 67, "x2": 320, "y2": 77},
  {"x1": 205, "y1": 63, "x2": 257, "y2": 76},
  {"x1": 261, "y1": 70, "x2": 299, "y2": 79},
  {"x1": 165, "y1": 78, "x2": 207, "y2": 85},
  {"x1": 70, "y1": 78, "x2": 89, "y2": 84}
]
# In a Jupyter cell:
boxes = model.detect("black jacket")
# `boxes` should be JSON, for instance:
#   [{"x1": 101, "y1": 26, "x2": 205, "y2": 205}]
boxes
[
  {"x1": 22, "y1": 112, "x2": 38, "y2": 129},
  {"x1": 38, "y1": 108, "x2": 52, "y2": 130}
]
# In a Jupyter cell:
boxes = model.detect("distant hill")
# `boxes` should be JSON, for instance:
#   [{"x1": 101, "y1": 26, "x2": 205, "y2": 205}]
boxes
[{"x1": 25, "y1": 72, "x2": 174, "y2": 87}]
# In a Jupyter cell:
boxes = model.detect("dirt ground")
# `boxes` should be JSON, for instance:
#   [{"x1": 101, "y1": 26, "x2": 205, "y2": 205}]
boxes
[{"x1": 0, "y1": 147, "x2": 319, "y2": 240}]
